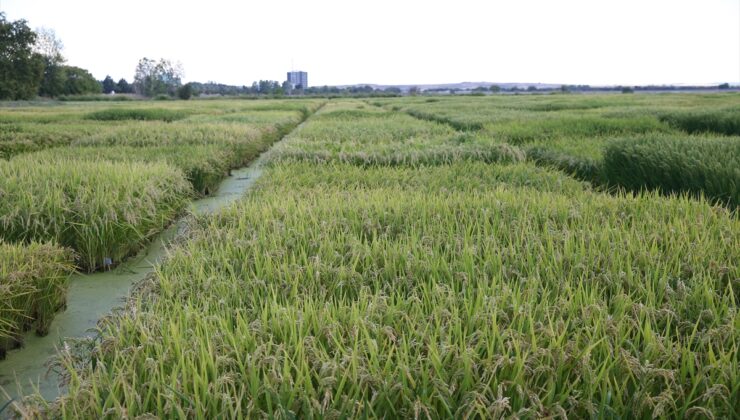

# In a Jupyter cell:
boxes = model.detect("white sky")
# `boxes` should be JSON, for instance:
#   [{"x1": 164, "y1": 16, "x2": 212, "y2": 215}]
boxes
[{"x1": 2, "y1": 0, "x2": 739, "y2": 86}]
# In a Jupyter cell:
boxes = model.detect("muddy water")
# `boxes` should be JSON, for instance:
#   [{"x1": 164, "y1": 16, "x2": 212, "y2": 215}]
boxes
[{"x1": 0, "y1": 160, "x2": 266, "y2": 403}]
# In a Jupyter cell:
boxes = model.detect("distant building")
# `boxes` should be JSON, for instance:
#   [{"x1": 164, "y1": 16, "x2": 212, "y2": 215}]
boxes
[{"x1": 287, "y1": 71, "x2": 308, "y2": 90}]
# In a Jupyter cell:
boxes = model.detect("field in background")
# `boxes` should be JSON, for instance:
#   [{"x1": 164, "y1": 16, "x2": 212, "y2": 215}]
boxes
[
  {"x1": 372, "y1": 94, "x2": 739, "y2": 206},
  {"x1": 1, "y1": 94, "x2": 738, "y2": 418}
]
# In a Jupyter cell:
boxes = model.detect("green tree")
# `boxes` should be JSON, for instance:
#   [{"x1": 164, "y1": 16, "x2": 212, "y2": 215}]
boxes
[
  {"x1": 177, "y1": 82, "x2": 193, "y2": 100},
  {"x1": 0, "y1": 12, "x2": 44, "y2": 100},
  {"x1": 489, "y1": 85, "x2": 501, "y2": 93},
  {"x1": 258, "y1": 80, "x2": 272, "y2": 94},
  {"x1": 38, "y1": 63, "x2": 65, "y2": 96},
  {"x1": 62, "y1": 66, "x2": 101, "y2": 95},
  {"x1": 282, "y1": 80, "x2": 292, "y2": 95},
  {"x1": 34, "y1": 27, "x2": 66, "y2": 97},
  {"x1": 116, "y1": 78, "x2": 132, "y2": 93},
  {"x1": 256, "y1": 80, "x2": 282, "y2": 95},
  {"x1": 133, "y1": 57, "x2": 183, "y2": 97},
  {"x1": 102, "y1": 75, "x2": 116, "y2": 93}
]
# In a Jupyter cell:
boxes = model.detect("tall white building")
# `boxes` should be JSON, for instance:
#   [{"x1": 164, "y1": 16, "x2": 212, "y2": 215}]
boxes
[{"x1": 287, "y1": 71, "x2": 308, "y2": 90}]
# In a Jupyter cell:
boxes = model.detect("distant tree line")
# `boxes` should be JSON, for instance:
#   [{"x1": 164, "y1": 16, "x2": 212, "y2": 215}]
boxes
[
  {"x1": 173, "y1": 83, "x2": 404, "y2": 98},
  {"x1": 120, "y1": 78, "x2": 736, "y2": 99},
  {"x1": 434, "y1": 83, "x2": 737, "y2": 95},
  {"x1": 0, "y1": 14, "x2": 190, "y2": 100},
  {"x1": 7, "y1": 11, "x2": 730, "y2": 101},
  {"x1": 1, "y1": 11, "x2": 399, "y2": 101},
  {"x1": 171, "y1": 82, "x2": 404, "y2": 98},
  {"x1": 132, "y1": 58, "x2": 183, "y2": 97},
  {"x1": 0, "y1": 13, "x2": 100, "y2": 99},
  {"x1": 0, "y1": 12, "x2": 44, "y2": 99},
  {"x1": 100, "y1": 58, "x2": 191, "y2": 99},
  {"x1": 101, "y1": 76, "x2": 133, "y2": 94}
]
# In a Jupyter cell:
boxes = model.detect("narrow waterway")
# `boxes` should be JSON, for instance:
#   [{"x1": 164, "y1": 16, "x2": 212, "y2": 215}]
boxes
[{"x1": 0, "y1": 159, "x2": 267, "y2": 404}]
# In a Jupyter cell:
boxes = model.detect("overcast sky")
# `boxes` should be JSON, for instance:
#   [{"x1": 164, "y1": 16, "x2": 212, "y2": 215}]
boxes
[{"x1": 2, "y1": 0, "x2": 739, "y2": 86}]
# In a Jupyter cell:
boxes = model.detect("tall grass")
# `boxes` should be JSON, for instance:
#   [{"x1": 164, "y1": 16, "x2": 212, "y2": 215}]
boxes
[
  {"x1": 603, "y1": 134, "x2": 740, "y2": 207},
  {"x1": 0, "y1": 241, "x2": 74, "y2": 358},
  {"x1": 0, "y1": 156, "x2": 191, "y2": 271}
]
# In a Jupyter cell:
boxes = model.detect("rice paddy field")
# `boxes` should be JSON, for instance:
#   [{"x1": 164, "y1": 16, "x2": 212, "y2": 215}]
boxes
[
  {"x1": 0, "y1": 99, "x2": 321, "y2": 362},
  {"x1": 1, "y1": 94, "x2": 739, "y2": 418},
  {"x1": 372, "y1": 94, "x2": 740, "y2": 200}
]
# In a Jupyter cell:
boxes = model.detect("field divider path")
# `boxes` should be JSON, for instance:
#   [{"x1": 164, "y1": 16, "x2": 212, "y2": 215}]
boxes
[{"x1": 0, "y1": 103, "x2": 322, "y2": 407}]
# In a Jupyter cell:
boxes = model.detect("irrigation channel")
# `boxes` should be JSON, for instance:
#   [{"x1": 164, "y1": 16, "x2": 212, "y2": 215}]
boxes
[{"x1": 0, "y1": 142, "x2": 277, "y2": 407}]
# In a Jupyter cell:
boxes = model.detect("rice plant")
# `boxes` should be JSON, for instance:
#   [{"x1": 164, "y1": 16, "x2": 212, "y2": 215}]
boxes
[
  {"x1": 521, "y1": 135, "x2": 613, "y2": 183},
  {"x1": 659, "y1": 107, "x2": 740, "y2": 135},
  {"x1": 482, "y1": 116, "x2": 669, "y2": 145},
  {"x1": 0, "y1": 122, "x2": 117, "y2": 159},
  {"x1": 85, "y1": 108, "x2": 189, "y2": 122},
  {"x1": 262, "y1": 162, "x2": 590, "y2": 194},
  {"x1": 0, "y1": 156, "x2": 191, "y2": 271},
  {"x1": 371, "y1": 94, "x2": 740, "y2": 195},
  {"x1": 4, "y1": 96, "x2": 738, "y2": 419},
  {"x1": 73, "y1": 120, "x2": 296, "y2": 167},
  {"x1": 603, "y1": 134, "x2": 740, "y2": 207},
  {"x1": 0, "y1": 241, "x2": 74, "y2": 358},
  {"x1": 72, "y1": 121, "x2": 262, "y2": 148},
  {"x1": 29, "y1": 145, "x2": 233, "y2": 196},
  {"x1": 43, "y1": 163, "x2": 739, "y2": 418},
  {"x1": 187, "y1": 109, "x2": 303, "y2": 128},
  {"x1": 266, "y1": 102, "x2": 525, "y2": 166}
]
